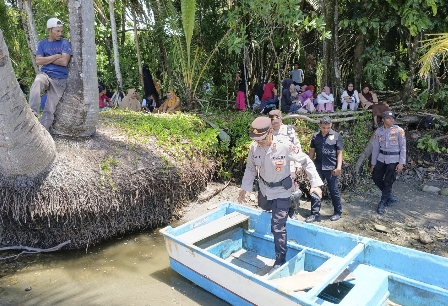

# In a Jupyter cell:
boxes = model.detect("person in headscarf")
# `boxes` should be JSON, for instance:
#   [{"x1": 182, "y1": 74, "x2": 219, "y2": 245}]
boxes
[
  {"x1": 293, "y1": 88, "x2": 315, "y2": 113},
  {"x1": 252, "y1": 82, "x2": 265, "y2": 113},
  {"x1": 142, "y1": 64, "x2": 161, "y2": 108},
  {"x1": 316, "y1": 86, "x2": 335, "y2": 113},
  {"x1": 259, "y1": 82, "x2": 278, "y2": 114},
  {"x1": 120, "y1": 88, "x2": 141, "y2": 112},
  {"x1": 156, "y1": 90, "x2": 181, "y2": 113},
  {"x1": 359, "y1": 83, "x2": 379, "y2": 110},
  {"x1": 235, "y1": 64, "x2": 247, "y2": 111},
  {"x1": 341, "y1": 81, "x2": 360, "y2": 111},
  {"x1": 280, "y1": 78, "x2": 294, "y2": 113}
]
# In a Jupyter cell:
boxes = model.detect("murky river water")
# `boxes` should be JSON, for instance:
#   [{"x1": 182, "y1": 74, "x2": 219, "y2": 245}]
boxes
[{"x1": 0, "y1": 229, "x2": 229, "y2": 306}]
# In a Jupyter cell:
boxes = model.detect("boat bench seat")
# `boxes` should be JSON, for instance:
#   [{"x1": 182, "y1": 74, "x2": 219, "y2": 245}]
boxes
[{"x1": 178, "y1": 212, "x2": 249, "y2": 245}]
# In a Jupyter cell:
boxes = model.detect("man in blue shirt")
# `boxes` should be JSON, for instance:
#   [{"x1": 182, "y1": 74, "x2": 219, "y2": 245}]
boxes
[
  {"x1": 308, "y1": 116, "x2": 343, "y2": 222},
  {"x1": 29, "y1": 18, "x2": 72, "y2": 131}
]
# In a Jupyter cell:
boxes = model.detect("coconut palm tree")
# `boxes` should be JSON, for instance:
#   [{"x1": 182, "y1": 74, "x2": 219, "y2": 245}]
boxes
[
  {"x1": 0, "y1": 30, "x2": 56, "y2": 178},
  {"x1": 419, "y1": 33, "x2": 448, "y2": 78},
  {"x1": 17, "y1": 0, "x2": 39, "y2": 74},
  {"x1": 51, "y1": 0, "x2": 99, "y2": 137},
  {"x1": 108, "y1": 0, "x2": 123, "y2": 92}
]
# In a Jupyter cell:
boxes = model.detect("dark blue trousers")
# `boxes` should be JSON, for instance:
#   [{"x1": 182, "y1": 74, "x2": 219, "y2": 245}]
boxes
[
  {"x1": 372, "y1": 161, "x2": 398, "y2": 202},
  {"x1": 313, "y1": 169, "x2": 342, "y2": 216},
  {"x1": 258, "y1": 192, "x2": 290, "y2": 256}
]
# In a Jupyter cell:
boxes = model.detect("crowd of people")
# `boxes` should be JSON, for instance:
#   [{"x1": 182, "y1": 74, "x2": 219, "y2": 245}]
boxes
[
  {"x1": 244, "y1": 63, "x2": 394, "y2": 130},
  {"x1": 97, "y1": 64, "x2": 182, "y2": 114}
]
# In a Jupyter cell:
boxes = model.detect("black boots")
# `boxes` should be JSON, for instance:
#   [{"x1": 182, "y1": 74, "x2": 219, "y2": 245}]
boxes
[
  {"x1": 377, "y1": 199, "x2": 387, "y2": 215},
  {"x1": 273, "y1": 253, "x2": 286, "y2": 269}
]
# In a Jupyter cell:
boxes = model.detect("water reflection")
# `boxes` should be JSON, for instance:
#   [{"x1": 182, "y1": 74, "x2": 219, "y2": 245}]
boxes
[{"x1": 0, "y1": 229, "x2": 229, "y2": 306}]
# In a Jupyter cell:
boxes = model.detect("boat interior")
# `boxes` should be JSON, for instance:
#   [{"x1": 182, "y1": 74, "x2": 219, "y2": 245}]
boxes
[{"x1": 166, "y1": 203, "x2": 448, "y2": 306}]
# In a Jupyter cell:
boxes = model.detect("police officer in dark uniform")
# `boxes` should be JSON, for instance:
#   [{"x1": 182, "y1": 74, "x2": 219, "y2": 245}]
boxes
[
  {"x1": 238, "y1": 117, "x2": 323, "y2": 269},
  {"x1": 308, "y1": 116, "x2": 343, "y2": 222},
  {"x1": 370, "y1": 111, "x2": 406, "y2": 215}
]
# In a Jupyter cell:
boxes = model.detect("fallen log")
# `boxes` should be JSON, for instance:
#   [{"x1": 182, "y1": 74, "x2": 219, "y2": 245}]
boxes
[{"x1": 283, "y1": 114, "x2": 363, "y2": 123}]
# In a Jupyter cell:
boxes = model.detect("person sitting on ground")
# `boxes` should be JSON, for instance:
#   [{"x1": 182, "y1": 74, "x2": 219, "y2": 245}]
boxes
[
  {"x1": 341, "y1": 81, "x2": 360, "y2": 111},
  {"x1": 98, "y1": 84, "x2": 113, "y2": 111},
  {"x1": 371, "y1": 102, "x2": 391, "y2": 129},
  {"x1": 119, "y1": 88, "x2": 141, "y2": 112},
  {"x1": 316, "y1": 86, "x2": 335, "y2": 113},
  {"x1": 142, "y1": 96, "x2": 156, "y2": 113},
  {"x1": 260, "y1": 82, "x2": 278, "y2": 114},
  {"x1": 280, "y1": 78, "x2": 294, "y2": 113},
  {"x1": 290, "y1": 85, "x2": 315, "y2": 113},
  {"x1": 252, "y1": 82, "x2": 265, "y2": 113},
  {"x1": 142, "y1": 64, "x2": 161, "y2": 108},
  {"x1": 156, "y1": 90, "x2": 181, "y2": 113},
  {"x1": 359, "y1": 83, "x2": 379, "y2": 110}
]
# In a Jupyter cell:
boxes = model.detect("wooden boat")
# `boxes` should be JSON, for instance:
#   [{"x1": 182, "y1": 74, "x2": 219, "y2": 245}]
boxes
[{"x1": 160, "y1": 202, "x2": 448, "y2": 305}]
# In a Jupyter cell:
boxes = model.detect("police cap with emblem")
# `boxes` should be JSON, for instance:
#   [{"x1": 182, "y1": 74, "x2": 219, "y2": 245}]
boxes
[
  {"x1": 250, "y1": 117, "x2": 272, "y2": 140},
  {"x1": 382, "y1": 111, "x2": 395, "y2": 119},
  {"x1": 268, "y1": 110, "x2": 282, "y2": 123}
]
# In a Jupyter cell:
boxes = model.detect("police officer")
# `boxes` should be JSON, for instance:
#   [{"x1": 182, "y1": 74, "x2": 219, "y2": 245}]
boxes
[
  {"x1": 308, "y1": 116, "x2": 343, "y2": 222},
  {"x1": 268, "y1": 110, "x2": 304, "y2": 218},
  {"x1": 370, "y1": 111, "x2": 406, "y2": 215},
  {"x1": 238, "y1": 117, "x2": 323, "y2": 269},
  {"x1": 269, "y1": 109, "x2": 302, "y2": 151}
]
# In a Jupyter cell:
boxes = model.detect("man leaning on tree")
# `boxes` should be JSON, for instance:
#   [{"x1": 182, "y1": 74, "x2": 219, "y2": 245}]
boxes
[{"x1": 29, "y1": 17, "x2": 72, "y2": 131}]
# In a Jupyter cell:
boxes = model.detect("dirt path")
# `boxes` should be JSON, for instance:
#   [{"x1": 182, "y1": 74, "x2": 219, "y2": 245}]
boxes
[{"x1": 181, "y1": 178, "x2": 448, "y2": 258}]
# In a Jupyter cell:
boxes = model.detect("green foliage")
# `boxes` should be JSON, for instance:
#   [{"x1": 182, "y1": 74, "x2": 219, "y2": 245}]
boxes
[
  {"x1": 361, "y1": 47, "x2": 395, "y2": 90},
  {"x1": 417, "y1": 134, "x2": 447, "y2": 153},
  {"x1": 99, "y1": 110, "x2": 221, "y2": 160},
  {"x1": 408, "y1": 86, "x2": 448, "y2": 115},
  {"x1": 338, "y1": 113, "x2": 372, "y2": 164},
  {"x1": 100, "y1": 155, "x2": 119, "y2": 190}
]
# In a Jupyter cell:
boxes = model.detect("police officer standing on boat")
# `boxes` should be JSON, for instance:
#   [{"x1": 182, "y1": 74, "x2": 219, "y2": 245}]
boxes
[
  {"x1": 370, "y1": 111, "x2": 406, "y2": 215},
  {"x1": 269, "y1": 110, "x2": 303, "y2": 218},
  {"x1": 238, "y1": 117, "x2": 323, "y2": 269}
]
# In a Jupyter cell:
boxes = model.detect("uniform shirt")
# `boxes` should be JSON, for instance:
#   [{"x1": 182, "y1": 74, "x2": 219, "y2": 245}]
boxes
[
  {"x1": 241, "y1": 139, "x2": 323, "y2": 200},
  {"x1": 310, "y1": 129, "x2": 343, "y2": 171},
  {"x1": 371, "y1": 125, "x2": 406, "y2": 165},
  {"x1": 35, "y1": 39, "x2": 72, "y2": 79},
  {"x1": 273, "y1": 124, "x2": 303, "y2": 171},
  {"x1": 273, "y1": 124, "x2": 302, "y2": 152}
]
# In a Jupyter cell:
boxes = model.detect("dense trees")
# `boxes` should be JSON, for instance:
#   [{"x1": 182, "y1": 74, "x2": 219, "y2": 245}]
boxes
[{"x1": 1, "y1": 0, "x2": 447, "y2": 113}]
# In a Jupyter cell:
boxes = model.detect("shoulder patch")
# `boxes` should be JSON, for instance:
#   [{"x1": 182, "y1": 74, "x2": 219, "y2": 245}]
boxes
[{"x1": 399, "y1": 130, "x2": 405, "y2": 137}]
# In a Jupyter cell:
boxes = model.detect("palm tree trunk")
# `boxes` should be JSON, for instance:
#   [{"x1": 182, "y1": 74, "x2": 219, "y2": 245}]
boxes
[
  {"x1": 109, "y1": 0, "x2": 123, "y2": 92},
  {"x1": 132, "y1": 8, "x2": 144, "y2": 89},
  {"x1": 18, "y1": 0, "x2": 39, "y2": 74},
  {"x1": 52, "y1": 0, "x2": 99, "y2": 137},
  {"x1": 0, "y1": 30, "x2": 56, "y2": 177},
  {"x1": 402, "y1": 34, "x2": 419, "y2": 103}
]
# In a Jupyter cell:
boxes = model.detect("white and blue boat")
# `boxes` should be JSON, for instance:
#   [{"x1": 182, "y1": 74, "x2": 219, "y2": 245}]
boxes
[{"x1": 160, "y1": 202, "x2": 448, "y2": 305}]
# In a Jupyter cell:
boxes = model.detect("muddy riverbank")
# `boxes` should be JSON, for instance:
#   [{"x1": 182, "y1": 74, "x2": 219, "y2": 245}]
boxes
[{"x1": 1, "y1": 176, "x2": 447, "y2": 305}]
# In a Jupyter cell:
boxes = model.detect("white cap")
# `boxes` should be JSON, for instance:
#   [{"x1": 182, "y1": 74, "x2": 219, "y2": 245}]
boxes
[{"x1": 47, "y1": 18, "x2": 63, "y2": 29}]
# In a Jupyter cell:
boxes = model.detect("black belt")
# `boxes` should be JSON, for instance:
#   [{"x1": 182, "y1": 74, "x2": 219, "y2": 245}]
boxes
[
  {"x1": 260, "y1": 176, "x2": 288, "y2": 188},
  {"x1": 380, "y1": 150, "x2": 400, "y2": 156}
]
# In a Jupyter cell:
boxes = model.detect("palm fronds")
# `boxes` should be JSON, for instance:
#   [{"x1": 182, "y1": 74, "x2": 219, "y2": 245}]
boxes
[
  {"x1": 181, "y1": 0, "x2": 196, "y2": 84},
  {"x1": 419, "y1": 33, "x2": 448, "y2": 78}
]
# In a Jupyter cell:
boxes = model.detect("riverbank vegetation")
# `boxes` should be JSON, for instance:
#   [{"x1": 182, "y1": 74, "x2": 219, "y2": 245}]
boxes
[{"x1": 1, "y1": 0, "x2": 448, "y2": 251}]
